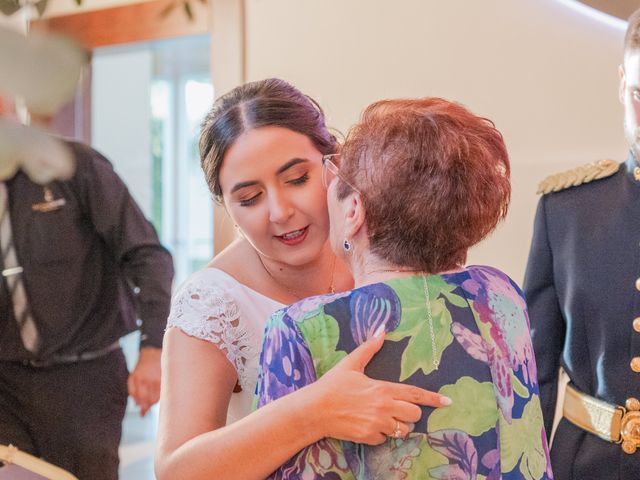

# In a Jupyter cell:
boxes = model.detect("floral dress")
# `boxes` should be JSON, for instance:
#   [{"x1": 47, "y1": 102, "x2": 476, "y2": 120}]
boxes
[{"x1": 255, "y1": 266, "x2": 553, "y2": 480}]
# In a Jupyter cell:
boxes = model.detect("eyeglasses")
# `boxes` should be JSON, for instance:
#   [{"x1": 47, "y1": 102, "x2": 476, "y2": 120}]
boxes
[{"x1": 321, "y1": 154, "x2": 361, "y2": 194}]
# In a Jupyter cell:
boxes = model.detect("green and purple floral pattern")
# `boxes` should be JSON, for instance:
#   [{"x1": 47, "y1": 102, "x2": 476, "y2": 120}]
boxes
[{"x1": 255, "y1": 266, "x2": 553, "y2": 479}]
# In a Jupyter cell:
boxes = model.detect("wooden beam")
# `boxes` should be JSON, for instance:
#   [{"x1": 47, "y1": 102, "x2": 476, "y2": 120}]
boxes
[{"x1": 30, "y1": 0, "x2": 211, "y2": 50}]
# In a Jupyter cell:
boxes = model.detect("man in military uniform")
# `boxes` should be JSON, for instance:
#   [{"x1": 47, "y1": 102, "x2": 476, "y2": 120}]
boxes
[{"x1": 524, "y1": 9, "x2": 640, "y2": 479}]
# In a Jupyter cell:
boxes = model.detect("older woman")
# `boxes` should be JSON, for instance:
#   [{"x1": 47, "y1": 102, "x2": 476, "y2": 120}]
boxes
[{"x1": 256, "y1": 98, "x2": 553, "y2": 479}]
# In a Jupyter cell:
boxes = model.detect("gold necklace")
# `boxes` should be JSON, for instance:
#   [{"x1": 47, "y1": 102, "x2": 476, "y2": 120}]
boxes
[
  {"x1": 366, "y1": 268, "x2": 422, "y2": 275},
  {"x1": 366, "y1": 268, "x2": 439, "y2": 369},
  {"x1": 422, "y1": 275, "x2": 439, "y2": 370},
  {"x1": 257, "y1": 253, "x2": 336, "y2": 300}
]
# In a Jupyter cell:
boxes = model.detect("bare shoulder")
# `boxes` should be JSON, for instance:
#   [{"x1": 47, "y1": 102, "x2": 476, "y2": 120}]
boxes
[
  {"x1": 536, "y1": 159, "x2": 619, "y2": 195},
  {"x1": 208, "y1": 238, "x2": 262, "y2": 285}
]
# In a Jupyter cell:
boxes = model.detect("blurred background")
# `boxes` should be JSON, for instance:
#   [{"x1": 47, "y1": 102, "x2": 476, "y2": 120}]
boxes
[{"x1": 0, "y1": 0, "x2": 634, "y2": 478}]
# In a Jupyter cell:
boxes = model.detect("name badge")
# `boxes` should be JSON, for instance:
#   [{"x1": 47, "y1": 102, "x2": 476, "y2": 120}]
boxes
[{"x1": 31, "y1": 186, "x2": 66, "y2": 213}]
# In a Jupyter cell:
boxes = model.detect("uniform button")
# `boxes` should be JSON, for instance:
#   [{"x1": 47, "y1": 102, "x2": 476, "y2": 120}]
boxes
[
  {"x1": 634, "y1": 167, "x2": 640, "y2": 181},
  {"x1": 634, "y1": 318, "x2": 640, "y2": 333},
  {"x1": 636, "y1": 278, "x2": 640, "y2": 291},
  {"x1": 631, "y1": 357, "x2": 640, "y2": 373}
]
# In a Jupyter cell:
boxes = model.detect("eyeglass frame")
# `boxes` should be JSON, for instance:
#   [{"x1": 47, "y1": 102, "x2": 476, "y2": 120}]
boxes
[{"x1": 321, "y1": 154, "x2": 361, "y2": 195}]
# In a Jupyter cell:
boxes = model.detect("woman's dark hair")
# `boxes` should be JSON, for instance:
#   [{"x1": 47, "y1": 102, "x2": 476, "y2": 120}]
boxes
[
  {"x1": 199, "y1": 78, "x2": 337, "y2": 202},
  {"x1": 338, "y1": 97, "x2": 511, "y2": 273}
]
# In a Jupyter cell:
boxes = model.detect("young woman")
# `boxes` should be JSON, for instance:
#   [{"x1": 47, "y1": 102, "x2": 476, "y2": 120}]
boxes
[{"x1": 155, "y1": 79, "x2": 450, "y2": 480}]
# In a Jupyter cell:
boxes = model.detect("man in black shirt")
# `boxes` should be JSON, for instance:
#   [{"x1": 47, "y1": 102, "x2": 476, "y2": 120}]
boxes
[{"x1": 0, "y1": 112, "x2": 174, "y2": 479}]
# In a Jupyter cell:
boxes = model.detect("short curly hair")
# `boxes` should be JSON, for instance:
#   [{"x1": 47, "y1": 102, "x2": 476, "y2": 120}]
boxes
[{"x1": 337, "y1": 98, "x2": 510, "y2": 273}]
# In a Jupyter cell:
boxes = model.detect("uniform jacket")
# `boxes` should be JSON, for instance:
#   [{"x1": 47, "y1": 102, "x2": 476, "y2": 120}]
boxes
[{"x1": 524, "y1": 152, "x2": 640, "y2": 479}]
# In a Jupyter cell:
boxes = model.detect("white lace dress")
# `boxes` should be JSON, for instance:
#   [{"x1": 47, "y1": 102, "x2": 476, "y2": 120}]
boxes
[{"x1": 166, "y1": 268, "x2": 284, "y2": 424}]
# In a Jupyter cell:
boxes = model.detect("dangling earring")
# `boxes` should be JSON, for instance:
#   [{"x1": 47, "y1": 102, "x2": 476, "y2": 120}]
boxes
[{"x1": 343, "y1": 239, "x2": 352, "y2": 252}]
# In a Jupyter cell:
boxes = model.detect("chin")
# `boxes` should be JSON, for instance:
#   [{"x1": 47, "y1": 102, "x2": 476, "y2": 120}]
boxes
[{"x1": 274, "y1": 242, "x2": 325, "y2": 267}]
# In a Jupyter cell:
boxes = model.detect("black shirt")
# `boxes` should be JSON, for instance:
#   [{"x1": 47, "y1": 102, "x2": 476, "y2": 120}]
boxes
[{"x1": 0, "y1": 141, "x2": 174, "y2": 361}]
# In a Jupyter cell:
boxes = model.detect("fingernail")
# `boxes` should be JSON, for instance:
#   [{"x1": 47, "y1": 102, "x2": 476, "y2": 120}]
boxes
[
  {"x1": 373, "y1": 325, "x2": 386, "y2": 338},
  {"x1": 440, "y1": 396, "x2": 453, "y2": 406},
  {"x1": 407, "y1": 423, "x2": 415, "y2": 432}
]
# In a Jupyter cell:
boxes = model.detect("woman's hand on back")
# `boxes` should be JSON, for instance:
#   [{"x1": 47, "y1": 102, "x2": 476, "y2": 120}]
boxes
[{"x1": 302, "y1": 331, "x2": 452, "y2": 445}]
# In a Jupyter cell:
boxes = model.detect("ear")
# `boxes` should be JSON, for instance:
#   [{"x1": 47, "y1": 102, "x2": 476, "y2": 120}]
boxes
[
  {"x1": 343, "y1": 193, "x2": 366, "y2": 240},
  {"x1": 619, "y1": 63, "x2": 626, "y2": 104}
]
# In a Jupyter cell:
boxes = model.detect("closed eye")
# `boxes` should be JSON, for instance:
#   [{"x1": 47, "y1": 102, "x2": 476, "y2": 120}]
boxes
[
  {"x1": 239, "y1": 192, "x2": 262, "y2": 207},
  {"x1": 287, "y1": 173, "x2": 309, "y2": 186}
]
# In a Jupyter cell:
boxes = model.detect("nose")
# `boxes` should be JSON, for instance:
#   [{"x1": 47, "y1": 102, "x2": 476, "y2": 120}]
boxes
[{"x1": 268, "y1": 190, "x2": 295, "y2": 224}]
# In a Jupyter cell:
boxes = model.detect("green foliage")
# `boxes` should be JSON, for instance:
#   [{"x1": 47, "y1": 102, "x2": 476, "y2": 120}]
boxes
[
  {"x1": 402, "y1": 434, "x2": 448, "y2": 476},
  {"x1": 427, "y1": 377, "x2": 499, "y2": 436},
  {"x1": 0, "y1": 0, "x2": 70, "y2": 17},
  {"x1": 499, "y1": 395, "x2": 547, "y2": 480},
  {"x1": 0, "y1": 0, "x2": 21, "y2": 16},
  {"x1": 386, "y1": 276, "x2": 458, "y2": 380},
  {"x1": 512, "y1": 371, "x2": 530, "y2": 399},
  {"x1": 297, "y1": 313, "x2": 346, "y2": 377},
  {"x1": 159, "y1": 0, "x2": 203, "y2": 21}
]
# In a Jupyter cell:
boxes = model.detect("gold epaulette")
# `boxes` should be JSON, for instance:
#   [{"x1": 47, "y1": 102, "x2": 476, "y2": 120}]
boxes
[{"x1": 536, "y1": 159, "x2": 620, "y2": 195}]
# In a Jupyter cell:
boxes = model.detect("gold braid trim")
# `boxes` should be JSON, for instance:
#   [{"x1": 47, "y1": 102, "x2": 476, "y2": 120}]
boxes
[{"x1": 536, "y1": 159, "x2": 620, "y2": 195}]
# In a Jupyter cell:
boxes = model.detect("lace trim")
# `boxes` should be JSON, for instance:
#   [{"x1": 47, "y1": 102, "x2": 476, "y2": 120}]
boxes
[{"x1": 166, "y1": 280, "x2": 257, "y2": 390}]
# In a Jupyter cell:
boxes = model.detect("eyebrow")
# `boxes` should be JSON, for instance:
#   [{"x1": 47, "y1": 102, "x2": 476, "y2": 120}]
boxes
[
  {"x1": 230, "y1": 158, "x2": 310, "y2": 194},
  {"x1": 276, "y1": 158, "x2": 309, "y2": 175},
  {"x1": 230, "y1": 180, "x2": 259, "y2": 194}
]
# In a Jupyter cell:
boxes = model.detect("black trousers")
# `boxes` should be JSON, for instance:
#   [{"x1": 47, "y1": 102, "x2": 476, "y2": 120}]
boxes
[{"x1": 0, "y1": 349, "x2": 129, "y2": 480}]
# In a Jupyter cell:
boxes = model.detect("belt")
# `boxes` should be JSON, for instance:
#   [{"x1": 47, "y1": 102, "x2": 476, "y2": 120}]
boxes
[
  {"x1": 563, "y1": 383, "x2": 640, "y2": 454},
  {"x1": 24, "y1": 341, "x2": 121, "y2": 368}
]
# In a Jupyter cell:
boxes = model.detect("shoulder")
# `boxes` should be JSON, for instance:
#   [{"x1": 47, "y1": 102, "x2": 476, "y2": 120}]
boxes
[
  {"x1": 209, "y1": 238, "x2": 264, "y2": 284},
  {"x1": 62, "y1": 141, "x2": 123, "y2": 192},
  {"x1": 463, "y1": 265, "x2": 526, "y2": 306},
  {"x1": 167, "y1": 268, "x2": 243, "y2": 332},
  {"x1": 170, "y1": 267, "x2": 241, "y2": 305},
  {"x1": 278, "y1": 291, "x2": 352, "y2": 325},
  {"x1": 463, "y1": 265, "x2": 516, "y2": 286},
  {"x1": 536, "y1": 159, "x2": 620, "y2": 195},
  {"x1": 63, "y1": 140, "x2": 114, "y2": 169},
  {"x1": 167, "y1": 268, "x2": 261, "y2": 386}
]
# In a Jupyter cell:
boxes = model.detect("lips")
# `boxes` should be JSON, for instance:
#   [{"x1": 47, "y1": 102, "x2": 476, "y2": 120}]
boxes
[{"x1": 276, "y1": 226, "x2": 309, "y2": 246}]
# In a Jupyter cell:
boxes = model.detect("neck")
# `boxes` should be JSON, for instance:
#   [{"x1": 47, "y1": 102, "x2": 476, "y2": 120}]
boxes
[
  {"x1": 351, "y1": 253, "x2": 465, "y2": 287},
  {"x1": 351, "y1": 255, "x2": 423, "y2": 288},
  {"x1": 257, "y1": 243, "x2": 343, "y2": 301}
]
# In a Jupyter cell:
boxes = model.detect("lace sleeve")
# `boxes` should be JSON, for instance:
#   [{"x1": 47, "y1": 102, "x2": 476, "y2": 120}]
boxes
[{"x1": 166, "y1": 279, "x2": 256, "y2": 388}]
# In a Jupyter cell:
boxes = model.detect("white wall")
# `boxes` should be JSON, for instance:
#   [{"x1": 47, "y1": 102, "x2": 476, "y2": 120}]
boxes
[
  {"x1": 92, "y1": 48, "x2": 153, "y2": 216},
  {"x1": 0, "y1": 11, "x2": 26, "y2": 31},
  {"x1": 34, "y1": 0, "x2": 629, "y2": 281},
  {"x1": 244, "y1": 0, "x2": 628, "y2": 282}
]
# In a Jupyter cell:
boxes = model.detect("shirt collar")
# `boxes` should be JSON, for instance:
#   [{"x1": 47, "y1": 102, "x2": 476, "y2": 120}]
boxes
[{"x1": 625, "y1": 151, "x2": 640, "y2": 182}]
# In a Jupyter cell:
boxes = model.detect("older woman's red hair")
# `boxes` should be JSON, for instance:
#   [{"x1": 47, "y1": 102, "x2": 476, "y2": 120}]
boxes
[{"x1": 337, "y1": 97, "x2": 511, "y2": 274}]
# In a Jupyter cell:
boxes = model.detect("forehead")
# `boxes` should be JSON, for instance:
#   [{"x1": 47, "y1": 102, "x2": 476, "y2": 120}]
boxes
[
  {"x1": 221, "y1": 126, "x2": 319, "y2": 178},
  {"x1": 625, "y1": 52, "x2": 640, "y2": 85}
]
